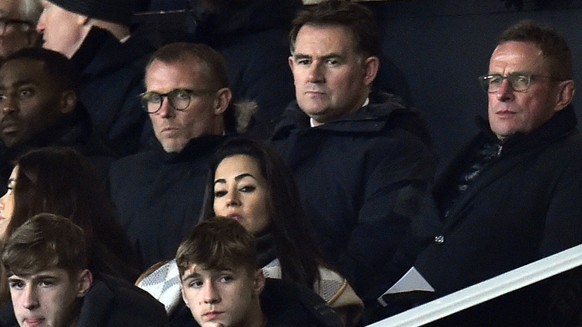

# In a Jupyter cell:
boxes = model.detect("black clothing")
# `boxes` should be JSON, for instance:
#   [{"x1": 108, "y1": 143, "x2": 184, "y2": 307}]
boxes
[
  {"x1": 405, "y1": 106, "x2": 582, "y2": 325},
  {"x1": 0, "y1": 104, "x2": 115, "y2": 193},
  {"x1": 271, "y1": 93, "x2": 434, "y2": 301},
  {"x1": 190, "y1": 0, "x2": 302, "y2": 138},
  {"x1": 0, "y1": 274, "x2": 168, "y2": 327},
  {"x1": 171, "y1": 278, "x2": 343, "y2": 327},
  {"x1": 416, "y1": 106, "x2": 582, "y2": 297},
  {"x1": 70, "y1": 26, "x2": 155, "y2": 156},
  {"x1": 109, "y1": 135, "x2": 227, "y2": 268}
]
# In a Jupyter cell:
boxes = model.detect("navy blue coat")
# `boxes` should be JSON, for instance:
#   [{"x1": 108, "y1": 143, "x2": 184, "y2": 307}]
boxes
[{"x1": 270, "y1": 94, "x2": 434, "y2": 301}]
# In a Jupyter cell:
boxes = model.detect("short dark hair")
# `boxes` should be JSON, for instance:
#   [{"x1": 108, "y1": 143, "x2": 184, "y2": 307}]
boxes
[
  {"x1": 289, "y1": 0, "x2": 381, "y2": 58},
  {"x1": 2, "y1": 47, "x2": 80, "y2": 91},
  {"x1": 200, "y1": 138, "x2": 324, "y2": 287},
  {"x1": 499, "y1": 20, "x2": 573, "y2": 80},
  {"x1": 176, "y1": 217, "x2": 258, "y2": 278},
  {"x1": 145, "y1": 42, "x2": 234, "y2": 132},
  {"x1": 2, "y1": 213, "x2": 88, "y2": 278}
]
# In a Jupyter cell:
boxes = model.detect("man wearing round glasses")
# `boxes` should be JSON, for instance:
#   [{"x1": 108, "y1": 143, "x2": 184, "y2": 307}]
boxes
[
  {"x1": 401, "y1": 20, "x2": 582, "y2": 325},
  {"x1": 0, "y1": 0, "x2": 41, "y2": 59},
  {"x1": 109, "y1": 42, "x2": 237, "y2": 269},
  {"x1": 480, "y1": 38, "x2": 574, "y2": 141}
]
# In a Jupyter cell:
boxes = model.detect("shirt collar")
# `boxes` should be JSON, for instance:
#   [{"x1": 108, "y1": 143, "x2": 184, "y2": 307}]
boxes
[{"x1": 310, "y1": 97, "x2": 370, "y2": 127}]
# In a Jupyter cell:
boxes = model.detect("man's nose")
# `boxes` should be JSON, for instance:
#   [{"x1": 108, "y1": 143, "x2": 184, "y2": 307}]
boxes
[
  {"x1": 495, "y1": 78, "x2": 515, "y2": 102},
  {"x1": 306, "y1": 62, "x2": 324, "y2": 83},
  {"x1": 36, "y1": 12, "x2": 46, "y2": 33},
  {"x1": 202, "y1": 282, "x2": 220, "y2": 304},
  {"x1": 1, "y1": 95, "x2": 19, "y2": 115},
  {"x1": 22, "y1": 286, "x2": 39, "y2": 310},
  {"x1": 157, "y1": 96, "x2": 175, "y2": 118}
]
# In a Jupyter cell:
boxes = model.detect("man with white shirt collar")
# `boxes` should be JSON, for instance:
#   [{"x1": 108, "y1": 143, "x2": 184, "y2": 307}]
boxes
[{"x1": 270, "y1": 0, "x2": 434, "y2": 310}]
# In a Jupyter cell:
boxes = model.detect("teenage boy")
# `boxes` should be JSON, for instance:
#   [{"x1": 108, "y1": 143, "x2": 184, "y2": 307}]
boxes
[
  {"x1": 176, "y1": 217, "x2": 342, "y2": 327},
  {"x1": 0, "y1": 213, "x2": 167, "y2": 327}
]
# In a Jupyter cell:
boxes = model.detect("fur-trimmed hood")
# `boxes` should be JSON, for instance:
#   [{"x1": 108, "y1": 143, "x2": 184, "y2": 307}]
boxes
[{"x1": 232, "y1": 100, "x2": 259, "y2": 134}]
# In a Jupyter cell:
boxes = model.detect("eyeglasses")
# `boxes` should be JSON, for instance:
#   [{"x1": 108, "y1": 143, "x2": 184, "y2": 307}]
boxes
[
  {"x1": 139, "y1": 88, "x2": 216, "y2": 113},
  {"x1": 478, "y1": 73, "x2": 560, "y2": 93},
  {"x1": 0, "y1": 18, "x2": 33, "y2": 35}
]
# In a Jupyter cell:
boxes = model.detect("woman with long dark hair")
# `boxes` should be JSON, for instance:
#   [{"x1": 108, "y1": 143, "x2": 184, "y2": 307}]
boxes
[{"x1": 0, "y1": 147, "x2": 140, "y2": 303}]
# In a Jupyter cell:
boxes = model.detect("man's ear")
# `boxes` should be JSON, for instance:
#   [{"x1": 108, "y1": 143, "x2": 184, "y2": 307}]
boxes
[
  {"x1": 60, "y1": 90, "x2": 77, "y2": 114},
  {"x1": 76, "y1": 269, "x2": 93, "y2": 298},
  {"x1": 362, "y1": 56, "x2": 380, "y2": 87},
  {"x1": 252, "y1": 269, "x2": 265, "y2": 297},
  {"x1": 555, "y1": 80, "x2": 575, "y2": 112},
  {"x1": 213, "y1": 87, "x2": 232, "y2": 115}
]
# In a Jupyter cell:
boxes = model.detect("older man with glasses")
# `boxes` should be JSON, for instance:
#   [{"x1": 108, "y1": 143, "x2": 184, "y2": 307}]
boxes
[
  {"x1": 108, "y1": 42, "x2": 239, "y2": 270},
  {"x1": 374, "y1": 20, "x2": 582, "y2": 325},
  {"x1": 0, "y1": 0, "x2": 41, "y2": 59}
]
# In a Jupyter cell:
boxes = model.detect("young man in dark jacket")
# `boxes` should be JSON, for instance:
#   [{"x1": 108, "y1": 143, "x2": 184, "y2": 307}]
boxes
[
  {"x1": 0, "y1": 47, "x2": 115, "y2": 192},
  {"x1": 174, "y1": 217, "x2": 342, "y2": 327},
  {"x1": 0, "y1": 213, "x2": 167, "y2": 327}
]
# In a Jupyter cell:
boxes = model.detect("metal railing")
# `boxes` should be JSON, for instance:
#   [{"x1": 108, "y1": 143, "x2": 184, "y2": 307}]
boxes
[{"x1": 368, "y1": 244, "x2": 582, "y2": 326}]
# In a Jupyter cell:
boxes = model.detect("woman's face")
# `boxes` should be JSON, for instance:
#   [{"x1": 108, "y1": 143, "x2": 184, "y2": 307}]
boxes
[
  {"x1": 213, "y1": 155, "x2": 270, "y2": 235},
  {"x1": 0, "y1": 165, "x2": 17, "y2": 240}
]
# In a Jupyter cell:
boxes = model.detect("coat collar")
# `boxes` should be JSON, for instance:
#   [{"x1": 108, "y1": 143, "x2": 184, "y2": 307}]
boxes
[
  {"x1": 70, "y1": 26, "x2": 155, "y2": 78},
  {"x1": 155, "y1": 134, "x2": 227, "y2": 163},
  {"x1": 476, "y1": 105, "x2": 578, "y2": 155},
  {"x1": 271, "y1": 93, "x2": 413, "y2": 139},
  {"x1": 438, "y1": 105, "x2": 578, "y2": 231}
]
